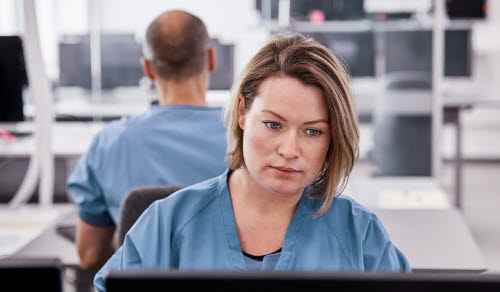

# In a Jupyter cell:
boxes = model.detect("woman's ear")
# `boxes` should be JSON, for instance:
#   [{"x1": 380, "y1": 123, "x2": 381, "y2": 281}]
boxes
[{"x1": 237, "y1": 95, "x2": 246, "y2": 130}]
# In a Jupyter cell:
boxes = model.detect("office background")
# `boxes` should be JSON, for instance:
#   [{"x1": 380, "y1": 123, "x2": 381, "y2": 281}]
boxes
[{"x1": 1, "y1": 0, "x2": 500, "y2": 291}]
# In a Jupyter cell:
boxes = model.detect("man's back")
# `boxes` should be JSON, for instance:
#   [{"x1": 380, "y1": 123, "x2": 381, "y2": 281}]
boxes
[{"x1": 67, "y1": 105, "x2": 227, "y2": 226}]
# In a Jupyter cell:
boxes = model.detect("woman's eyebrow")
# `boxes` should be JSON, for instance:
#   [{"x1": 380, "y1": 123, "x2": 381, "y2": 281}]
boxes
[
  {"x1": 262, "y1": 110, "x2": 329, "y2": 125},
  {"x1": 262, "y1": 110, "x2": 287, "y2": 121},
  {"x1": 303, "y1": 119, "x2": 329, "y2": 125}
]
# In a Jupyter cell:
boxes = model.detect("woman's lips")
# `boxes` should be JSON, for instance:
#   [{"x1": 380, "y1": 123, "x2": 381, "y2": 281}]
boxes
[{"x1": 271, "y1": 166, "x2": 301, "y2": 178}]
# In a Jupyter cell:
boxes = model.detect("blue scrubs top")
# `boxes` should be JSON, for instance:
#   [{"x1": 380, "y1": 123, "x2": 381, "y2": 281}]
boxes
[
  {"x1": 94, "y1": 170, "x2": 411, "y2": 292},
  {"x1": 67, "y1": 105, "x2": 227, "y2": 226}
]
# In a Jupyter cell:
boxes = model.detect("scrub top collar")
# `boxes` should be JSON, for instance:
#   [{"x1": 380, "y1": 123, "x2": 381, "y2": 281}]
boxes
[{"x1": 216, "y1": 169, "x2": 312, "y2": 271}]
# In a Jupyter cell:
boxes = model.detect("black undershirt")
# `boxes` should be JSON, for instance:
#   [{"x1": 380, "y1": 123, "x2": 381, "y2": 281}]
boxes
[{"x1": 242, "y1": 248, "x2": 282, "y2": 262}]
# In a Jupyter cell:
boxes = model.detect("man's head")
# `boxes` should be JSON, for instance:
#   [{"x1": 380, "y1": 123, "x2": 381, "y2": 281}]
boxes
[{"x1": 141, "y1": 10, "x2": 215, "y2": 83}]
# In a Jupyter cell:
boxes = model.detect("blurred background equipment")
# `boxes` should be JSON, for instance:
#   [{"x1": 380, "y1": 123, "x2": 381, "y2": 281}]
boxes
[
  {"x1": 0, "y1": 36, "x2": 28, "y2": 122},
  {"x1": 58, "y1": 34, "x2": 143, "y2": 90}
]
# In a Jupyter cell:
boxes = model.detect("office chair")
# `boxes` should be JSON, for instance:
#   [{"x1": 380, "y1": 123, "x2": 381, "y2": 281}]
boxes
[{"x1": 117, "y1": 185, "x2": 186, "y2": 246}]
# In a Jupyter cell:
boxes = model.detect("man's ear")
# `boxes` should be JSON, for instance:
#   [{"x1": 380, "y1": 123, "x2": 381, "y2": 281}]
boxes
[
  {"x1": 237, "y1": 95, "x2": 246, "y2": 130},
  {"x1": 207, "y1": 47, "x2": 216, "y2": 73},
  {"x1": 141, "y1": 58, "x2": 156, "y2": 81}
]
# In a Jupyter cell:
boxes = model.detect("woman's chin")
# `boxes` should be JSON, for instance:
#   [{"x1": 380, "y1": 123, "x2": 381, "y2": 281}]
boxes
[{"x1": 264, "y1": 182, "x2": 304, "y2": 197}]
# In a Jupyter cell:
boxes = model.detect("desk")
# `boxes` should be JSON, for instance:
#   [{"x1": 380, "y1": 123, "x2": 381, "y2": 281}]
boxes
[
  {"x1": 8, "y1": 205, "x2": 80, "y2": 268},
  {"x1": 374, "y1": 208, "x2": 487, "y2": 273},
  {"x1": 346, "y1": 176, "x2": 487, "y2": 273},
  {"x1": 0, "y1": 122, "x2": 104, "y2": 158}
]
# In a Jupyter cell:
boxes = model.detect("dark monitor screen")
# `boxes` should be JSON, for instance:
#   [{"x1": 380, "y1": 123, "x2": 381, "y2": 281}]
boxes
[
  {"x1": 256, "y1": 0, "x2": 366, "y2": 21},
  {"x1": 304, "y1": 31, "x2": 376, "y2": 77},
  {"x1": 106, "y1": 270, "x2": 500, "y2": 292},
  {"x1": 446, "y1": 0, "x2": 487, "y2": 19},
  {"x1": 0, "y1": 258, "x2": 63, "y2": 292},
  {"x1": 209, "y1": 39, "x2": 234, "y2": 90},
  {"x1": 291, "y1": 0, "x2": 366, "y2": 21},
  {"x1": 0, "y1": 35, "x2": 27, "y2": 122},
  {"x1": 59, "y1": 34, "x2": 144, "y2": 89},
  {"x1": 383, "y1": 29, "x2": 472, "y2": 77},
  {"x1": 59, "y1": 35, "x2": 233, "y2": 90}
]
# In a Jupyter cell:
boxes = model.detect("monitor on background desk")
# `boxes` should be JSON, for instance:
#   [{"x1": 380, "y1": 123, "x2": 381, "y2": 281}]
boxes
[
  {"x1": 106, "y1": 270, "x2": 500, "y2": 292},
  {"x1": 59, "y1": 34, "x2": 234, "y2": 91},
  {"x1": 208, "y1": 38, "x2": 234, "y2": 90},
  {"x1": 383, "y1": 29, "x2": 472, "y2": 78},
  {"x1": 302, "y1": 31, "x2": 376, "y2": 78},
  {"x1": 58, "y1": 34, "x2": 144, "y2": 90},
  {"x1": 0, "y1": 35, "x2": 28, "y2": 122}
]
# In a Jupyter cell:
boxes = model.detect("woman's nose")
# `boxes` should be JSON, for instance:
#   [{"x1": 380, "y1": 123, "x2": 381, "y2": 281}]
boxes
[{"x1": 277, "y1": 132, "x2": 300, "y2": 160}]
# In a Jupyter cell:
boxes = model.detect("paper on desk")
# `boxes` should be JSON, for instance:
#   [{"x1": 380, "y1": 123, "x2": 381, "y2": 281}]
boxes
[
  {"x1": 0, "y1": 207, "x2": 61, "y2": 258},
  {"x1": 377, "y1": 189, "x2": 450, "y2": 209}
]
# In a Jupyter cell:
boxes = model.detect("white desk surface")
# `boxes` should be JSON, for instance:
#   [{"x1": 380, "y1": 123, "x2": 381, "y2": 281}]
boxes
[
  {"x1": 2, "y1": 204, "x2": 79, "y2": 267},
  {"x1": 374, "y1": 208, "x2": 487, "y2": 273},
  {"x1": 346, "y1": 176, "x2": 451, "y2": 209},
  {"x1": 0, "y1": 122, "x2": 104, "y2": 158}
]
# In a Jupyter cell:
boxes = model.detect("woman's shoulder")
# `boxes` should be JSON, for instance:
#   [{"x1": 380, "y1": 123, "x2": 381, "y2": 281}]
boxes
[
  {"x1": 312, "y1": 194, "x2": 379, "y2": 239},
  {"x1": 325, "y1": 194, "x2": 374, "y2": 221},
  {"x1": 150, "y1": 174, "x2": 223, "y2": 217}
]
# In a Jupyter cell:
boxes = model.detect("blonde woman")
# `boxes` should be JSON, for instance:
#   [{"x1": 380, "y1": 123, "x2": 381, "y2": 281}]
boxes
[{"x1": 94, "y1": 33, "x2": 410, "y2": 292}]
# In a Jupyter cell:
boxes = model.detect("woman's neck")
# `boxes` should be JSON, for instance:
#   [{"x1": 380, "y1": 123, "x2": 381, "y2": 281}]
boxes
[
  {"x1": 228, "y1": 168, "x2": 301, "y2": 221},
  {"x1": 228, "y1": 168, "x2": 302, "y2": 255}
]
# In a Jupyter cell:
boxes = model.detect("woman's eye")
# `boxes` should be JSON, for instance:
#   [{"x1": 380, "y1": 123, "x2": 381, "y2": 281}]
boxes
[
  {"x1": 306, "y1": 129, "x2": 322, "y2": 137},
  {"x1": 264, "y1": 122, "x2": 281, "y2": 130}
]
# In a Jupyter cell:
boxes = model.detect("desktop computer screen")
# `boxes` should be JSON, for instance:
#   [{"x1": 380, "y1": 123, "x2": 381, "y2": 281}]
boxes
[
  {"x1": 59, "y1": 35, "x2": 234, "y2": 90},
  {"x1": 0, "y1": 35, "x2": 28, "y2": 122},
  {"x1": 382, "y1": 29, "x2": 472, "y2": 77},
  {"x1": 209, "y1": 38, "x2": 234, "y2": 90},
  {"x1": 304, "y1": 31, "x2": 376, "y2": 78},
  {"x1": 59, "y1": 34, "x2": 144, "y2": 89},
  {"x1": 106, "y1": 270, "x2": 500, "y2": 292},
  {"x1": 291, "y1": 0, "x2": 366, "y2": 21}
]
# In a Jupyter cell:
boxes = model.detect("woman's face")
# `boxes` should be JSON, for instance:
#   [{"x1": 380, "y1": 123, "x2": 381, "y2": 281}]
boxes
[{"x1": 238, "y1": 76, "x2": 331, "y2": 196}]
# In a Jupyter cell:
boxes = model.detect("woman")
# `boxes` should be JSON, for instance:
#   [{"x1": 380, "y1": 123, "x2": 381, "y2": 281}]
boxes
[{"x1": 94, "y1": 33, "x2": 410, "y2": 292}]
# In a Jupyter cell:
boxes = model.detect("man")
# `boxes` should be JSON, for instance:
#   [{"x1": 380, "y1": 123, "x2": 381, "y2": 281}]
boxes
[{"x1": 67, "y1": 10, "x2": 227, "y2": 270}]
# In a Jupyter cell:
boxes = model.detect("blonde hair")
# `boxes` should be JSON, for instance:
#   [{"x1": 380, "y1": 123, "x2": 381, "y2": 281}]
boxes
[{"x1": 224, "y1": 33, "x2": 359, "y2": 217}]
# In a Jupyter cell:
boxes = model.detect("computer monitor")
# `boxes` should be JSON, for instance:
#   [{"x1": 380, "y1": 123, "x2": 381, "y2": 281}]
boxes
[
  {"x1": 209, "y1": 38, "x2": 234, "y2": 90},
  {"x1": 303, "y1": 31, "x2": 376, "y2": 78},
  {"x1": 0, "y1": 258, "x2": 63, "y2": 292},
  {"x1": 446, "y1": 0, "x2": 487, "y2": 19},
  {"x1": 59, "y1": 34, "x2": 144, "y2": 89},
  {"x1": 106, "y1": 270, "x2": 500, "y2": 292},
  {"x1": 0, "y1": 35, "x2": 28, "y2": 122},
  {"x1": 382, "y1": 29, "x2": 472, "y2": 77},
  {"x1": 59, "y1": 35, "x2": 233, "y2": 90},
  {"x1": 291, "y1": 0, "x2": 366, "y2": 21}
]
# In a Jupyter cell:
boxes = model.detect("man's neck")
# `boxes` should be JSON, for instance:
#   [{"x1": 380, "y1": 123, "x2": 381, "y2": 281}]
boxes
[{"x1": 156, "y1": 77, "x2": 208, "y2": 106}]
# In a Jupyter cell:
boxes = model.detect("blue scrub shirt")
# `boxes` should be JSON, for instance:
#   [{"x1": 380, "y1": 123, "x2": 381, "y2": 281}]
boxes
[
  {"x1": 94, "y1": 170, "x2": 411, "y2": 292},
  {"x1": 67, "y1": 105, "x2": 228, "y2": 226}
]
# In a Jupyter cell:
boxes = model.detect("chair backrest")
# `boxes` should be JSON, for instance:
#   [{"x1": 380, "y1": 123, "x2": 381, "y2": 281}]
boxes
[{"x1": 117, "y1": 185, "x2": 186, "y2": 246}]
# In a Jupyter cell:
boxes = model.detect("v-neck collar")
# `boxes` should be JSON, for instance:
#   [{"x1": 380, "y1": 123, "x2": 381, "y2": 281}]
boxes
[{"x1": 216, "y1": 169, "x2": 311, "y2": 271}]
